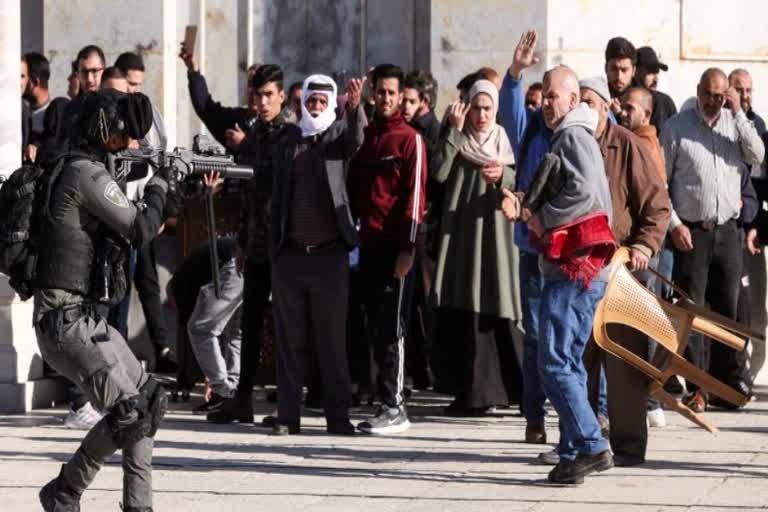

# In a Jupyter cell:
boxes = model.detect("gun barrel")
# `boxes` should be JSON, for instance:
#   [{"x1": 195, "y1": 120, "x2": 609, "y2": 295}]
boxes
[{"x1": 190, "y1": 160, "x2": 253, "y2": 180}]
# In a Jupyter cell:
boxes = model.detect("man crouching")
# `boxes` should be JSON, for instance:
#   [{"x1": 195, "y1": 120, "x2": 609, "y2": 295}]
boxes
[
  {"x1": 36, "y1": 89, "x2": 178, "y2": 511},
  {"x1": 502, "y1": 65, "x2": 615, "y2": 485}
]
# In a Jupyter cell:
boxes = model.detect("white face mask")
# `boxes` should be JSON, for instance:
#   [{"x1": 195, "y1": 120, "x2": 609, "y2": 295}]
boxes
[{"x1": 299, "y1": 74, "x2": 338, "y2": 137}]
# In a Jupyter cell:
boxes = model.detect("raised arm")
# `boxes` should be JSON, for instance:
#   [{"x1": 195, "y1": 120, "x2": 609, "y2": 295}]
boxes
[{"x1": 499, "y1": 29, "x2": 540, "y2": 157}]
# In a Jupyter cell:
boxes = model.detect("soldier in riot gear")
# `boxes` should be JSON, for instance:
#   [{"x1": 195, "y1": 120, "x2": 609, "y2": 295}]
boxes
[{"x1": 35, "y1": 89, "x2": 179, "y2": 511}]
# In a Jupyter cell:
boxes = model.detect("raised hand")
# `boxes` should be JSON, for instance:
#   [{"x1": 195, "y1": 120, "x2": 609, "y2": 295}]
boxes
[
  {"x1": 178, "y1": 42, "x2": 198, "y2": 72},
  {"x1": 510, "y1": 29, "x2": 540, "y2": 78},
  {"x1": 346, "y1": 77, "x2": 365, "y2": 110},
  {"x1": 447, "y1": 101, "x2": 470, "y2": 131}
]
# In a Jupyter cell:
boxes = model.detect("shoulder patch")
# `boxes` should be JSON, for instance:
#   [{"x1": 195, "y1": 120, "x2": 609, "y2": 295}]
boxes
[{"x1": 104, "y1": 182, "x2": 130, "y2": 208}]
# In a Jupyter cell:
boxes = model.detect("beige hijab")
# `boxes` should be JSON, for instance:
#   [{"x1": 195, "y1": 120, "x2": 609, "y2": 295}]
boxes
[{"x1": 460, "y1": 79, "x2": 516, "y2": 167}]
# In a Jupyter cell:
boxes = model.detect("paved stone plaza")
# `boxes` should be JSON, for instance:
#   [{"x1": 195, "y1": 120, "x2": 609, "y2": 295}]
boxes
[{"x1": 1, "y1": 386, "x2": 766, "y2": 511}]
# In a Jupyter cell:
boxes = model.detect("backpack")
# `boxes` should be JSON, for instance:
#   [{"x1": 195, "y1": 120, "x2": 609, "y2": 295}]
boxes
[{"x1": 0, "y1": 156, "x2": 70, "y2": 300}]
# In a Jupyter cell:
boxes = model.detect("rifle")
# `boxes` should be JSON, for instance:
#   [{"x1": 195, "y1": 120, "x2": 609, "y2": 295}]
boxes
[{"x1": 117, "y1": 134, "x2": 253, "y2": 298}]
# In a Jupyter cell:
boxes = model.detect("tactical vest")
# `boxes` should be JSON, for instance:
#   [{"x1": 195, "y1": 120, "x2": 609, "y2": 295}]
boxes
[
  {"x1": 35, "y1": 220, "x2": 96, "y2": 296},
  {"x1": 35, "y1": 159, "x2": 98, "y2": 296}
]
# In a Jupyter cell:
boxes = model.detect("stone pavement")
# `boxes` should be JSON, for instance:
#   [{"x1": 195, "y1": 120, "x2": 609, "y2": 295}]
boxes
[{"x1": 1, "y1": 386, "x2": 767, "y2": 512}]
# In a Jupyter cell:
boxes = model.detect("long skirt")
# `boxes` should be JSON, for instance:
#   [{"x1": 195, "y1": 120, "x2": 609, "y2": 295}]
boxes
[{"x1": 431, "y1": 306, "x2": 523, "y2": 408}]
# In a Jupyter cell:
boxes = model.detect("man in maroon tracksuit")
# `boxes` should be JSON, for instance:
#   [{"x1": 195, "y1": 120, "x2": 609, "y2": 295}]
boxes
[{"x1": 349, "y1": 63, "x2": 427, "y2": 434}]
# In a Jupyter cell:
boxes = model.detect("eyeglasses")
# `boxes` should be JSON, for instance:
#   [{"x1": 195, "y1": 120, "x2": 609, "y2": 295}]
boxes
[{"x1": 80, "y1": 67, "x2": 104, "y2": 77}]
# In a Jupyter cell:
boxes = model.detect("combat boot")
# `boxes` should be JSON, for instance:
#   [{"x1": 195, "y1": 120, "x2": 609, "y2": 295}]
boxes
[{"x1": 39, "y1": 465, "x2": 81, "y2": 512}]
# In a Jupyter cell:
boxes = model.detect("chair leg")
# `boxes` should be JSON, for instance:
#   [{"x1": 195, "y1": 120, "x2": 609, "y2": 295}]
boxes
[
  {"x1": 667, "y1": 355, "x2": 747, "y2": 407},
  {"x1": 650, "y1": 384, "x2": 718, "y2": 434}
]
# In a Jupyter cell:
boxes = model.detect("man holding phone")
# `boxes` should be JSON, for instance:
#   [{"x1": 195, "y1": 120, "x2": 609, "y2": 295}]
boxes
[{"x1": 661, "y1": 68, "x2": 764, "y2": 412}]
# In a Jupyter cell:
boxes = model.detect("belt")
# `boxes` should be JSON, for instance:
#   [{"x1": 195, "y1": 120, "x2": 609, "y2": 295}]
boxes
[
  {"x1": 285, "y1": 238, "x2": 341, "y2": 255},
  {"x1": 682, "y1": 218, "x2": 736, "y2": 231}
]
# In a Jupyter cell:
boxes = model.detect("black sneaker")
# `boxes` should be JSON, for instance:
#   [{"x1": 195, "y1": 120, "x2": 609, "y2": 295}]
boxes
[
  {"x1": 357, "y1": 405, "x2": 411, "y2": 435},
  {"x1": 327, "y1": 419, "x2": 356, "y2": 436},
  {"x1": 547, "y1": 450, "x2": 614, "y2": 485},
  {"x1": 192, "y1": 393, "x2": 228, "y2": 415},
  {"x1": 271, "y1": 421, "x2": 300, "y2": 436},
  {"x1": 206, "y1": 393, "x2": 254, "y2": 424},
  {"x1": 39, "y1": 467, "x2": 81, "y2": 512}
]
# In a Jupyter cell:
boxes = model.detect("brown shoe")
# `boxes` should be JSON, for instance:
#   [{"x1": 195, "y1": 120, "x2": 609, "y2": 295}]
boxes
[
  {"x1": 525, "y1": 423, "x2": 547, "y2": 444},
  {"x1": 683, "y1": 390, "x2": 707, "y2": 413}
]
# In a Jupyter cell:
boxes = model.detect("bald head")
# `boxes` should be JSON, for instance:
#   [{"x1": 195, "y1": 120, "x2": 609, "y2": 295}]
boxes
[
  {"x1": 620, "y1": 86, "x2": 653, "y2": 131},
  {"x1": 700, "y1": 67, "x2": 727, "y2": 86},
  {"x1": 697, "y1": 67, "x2": 728, "y2": 120},
  {"x1": 542, "y1": 66, "x2": 580, "y2": 129}
]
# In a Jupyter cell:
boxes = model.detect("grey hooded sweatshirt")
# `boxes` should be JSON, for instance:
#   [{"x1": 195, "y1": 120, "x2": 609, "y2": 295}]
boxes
[{"x1": 536, "y1": 103, "x2": 613, "y2": 282}]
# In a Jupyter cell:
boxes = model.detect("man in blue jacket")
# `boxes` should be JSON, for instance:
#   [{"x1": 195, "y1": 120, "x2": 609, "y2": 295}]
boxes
[{"x1": 498, "y1": 29, "x2": 552, "y2": 446}]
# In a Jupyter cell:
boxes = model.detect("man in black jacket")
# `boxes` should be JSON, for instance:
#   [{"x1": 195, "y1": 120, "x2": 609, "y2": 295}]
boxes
[
  {"x1": 206, "y1": 64, "x2": 291, "y2": 425},
  {"x1": 265, "y1": 74, "x2": 364, "y2": 436}
]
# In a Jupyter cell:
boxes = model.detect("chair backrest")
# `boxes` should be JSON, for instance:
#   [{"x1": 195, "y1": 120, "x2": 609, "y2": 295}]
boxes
[{"x1": 598, "y1": 248, "x2": 692, "y2": 355}]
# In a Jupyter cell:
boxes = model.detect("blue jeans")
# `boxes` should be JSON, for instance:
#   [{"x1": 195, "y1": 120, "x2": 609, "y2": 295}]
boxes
[
  {"x1": 538, "y1": 279, "x2": 608, "y2": 461},
  {"x1": 519, "y1": 252, "x2": 547, "y2": 424}
]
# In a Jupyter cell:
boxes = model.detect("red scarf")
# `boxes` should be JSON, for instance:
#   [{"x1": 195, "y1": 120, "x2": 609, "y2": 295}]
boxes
[{"x1": 530, "y1": 211, "x2": 617, "y2": 288}]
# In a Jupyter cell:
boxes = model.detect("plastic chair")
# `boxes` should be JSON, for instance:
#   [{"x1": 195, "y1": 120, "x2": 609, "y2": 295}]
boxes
[{"x1": 592, "y1": 248, "x2": 763, "y2": 433}]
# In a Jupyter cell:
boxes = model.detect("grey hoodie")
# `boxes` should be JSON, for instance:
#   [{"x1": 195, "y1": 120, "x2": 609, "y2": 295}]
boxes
[{"x1": 536, "y1": 103, "x2": 613, "y2": 281}]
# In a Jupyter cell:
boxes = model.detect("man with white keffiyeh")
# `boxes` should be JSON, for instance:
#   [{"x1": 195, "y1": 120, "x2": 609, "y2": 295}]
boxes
[{"x1": 264, "y1": 73, "x2": 366, "y2": 436}]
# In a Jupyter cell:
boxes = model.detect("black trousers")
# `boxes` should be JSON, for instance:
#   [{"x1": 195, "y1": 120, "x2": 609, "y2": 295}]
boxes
[
  {"x1": 108, "y1": 241, "x2": 168, "y2": 349},
  {"x1": 359, "y1": 238, "x2": 415, "y2": 408},
  {"x1": 272, "y1": 244, "x2": 352, "y2": 423},
  {"x1": 236, "y1": 260, "x2": 272, "y2": 395},
  {"x1": 673, "y1": 220, "x2": 745, "y2": 392},
  {"x1": 135, "y1": 241, "x2": 168, "y2": 348}
]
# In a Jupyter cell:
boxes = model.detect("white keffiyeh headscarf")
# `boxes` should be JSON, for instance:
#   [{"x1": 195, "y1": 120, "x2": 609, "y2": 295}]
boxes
[{"x1": 299, "y1": 74, "x2": 338, "y2": 137}]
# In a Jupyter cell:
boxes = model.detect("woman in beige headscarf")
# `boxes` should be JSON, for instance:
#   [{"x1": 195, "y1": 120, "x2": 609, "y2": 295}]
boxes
[{"x1": 430, "y1": 79, "x2": 523, "y2": 416}]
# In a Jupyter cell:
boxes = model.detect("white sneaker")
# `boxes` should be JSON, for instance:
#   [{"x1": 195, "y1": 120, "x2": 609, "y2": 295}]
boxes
[
  {"x1": 64, "y1": 402, "x2": 103, "y2": 430},
  {"x1": 647, "y1": 408, "x2": 666, "y2": 428}
]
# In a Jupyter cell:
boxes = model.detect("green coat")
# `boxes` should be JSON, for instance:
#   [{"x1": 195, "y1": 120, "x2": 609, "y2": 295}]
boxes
[{"x1": 430, "y1": 126, "x2": 521, "y2": 321}]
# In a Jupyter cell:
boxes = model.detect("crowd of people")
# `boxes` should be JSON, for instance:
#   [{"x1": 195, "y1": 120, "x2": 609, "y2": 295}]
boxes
[{"x1": 19, "y1": 26, "x2": 768, "y2": 510}]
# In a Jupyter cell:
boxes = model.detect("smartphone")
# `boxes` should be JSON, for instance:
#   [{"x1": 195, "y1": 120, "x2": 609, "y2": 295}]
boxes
[{"x1": 184, "y1": 25, "x2": 198, "y2": 55}]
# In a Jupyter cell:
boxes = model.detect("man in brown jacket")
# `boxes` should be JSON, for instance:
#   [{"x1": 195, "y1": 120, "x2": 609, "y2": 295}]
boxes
[
  {"x1": 620, "y1": 86, "x2": 665, "y2": 182},
  {"x1": 579, "y1": 76, "x2": 671, "y2": 467}
]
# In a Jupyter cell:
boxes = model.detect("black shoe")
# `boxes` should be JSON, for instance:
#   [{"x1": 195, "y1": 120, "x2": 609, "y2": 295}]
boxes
[
  {"x1": 271, "y1": 421, "x2": 300, "y2": 436},
  {"x1": 327, "y1": 419, "x2": 356, "y2": 436},
  {"x1": 39, "y1": 468, "x2": 81, "y2": 512},
  {"x1": 153, "y1": 348, "x2": 177, "y2": 374},
  {"x1": 443, "y1": 403, "x2": 495, "y2": 417},
  {"x1": 206, "y1": 393, "x2": 254, "y2": 424},
  {"x1": 547, "y1": 450, "x2": 613, "y2": 485},
  {"x1": 708, "y1": 396, "x2": 740, "y2": 410},
  {"x1": 709, "y1": 379, "x2": 752, "y2": 409},
  {"x1": 663, "y1": 375, "x2": 684, "y2": 395},
  {"x1": 192, "y1": 393, "x2": 228, "y2": 415},
  {"x1": 613, "y1": 452, "x2": 645, "y2": 467},
  {"x1": 261, "y1": 415, "x2": 278, "y2": 428}
]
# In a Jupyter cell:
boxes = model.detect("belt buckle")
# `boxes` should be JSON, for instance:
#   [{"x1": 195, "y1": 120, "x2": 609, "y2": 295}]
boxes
[
  {"x1": 702, "y1": 219, "x2": 716, "y2": 231},
  {"x1": 305, "y1": 243, "x2": 317, "y2": 255}
]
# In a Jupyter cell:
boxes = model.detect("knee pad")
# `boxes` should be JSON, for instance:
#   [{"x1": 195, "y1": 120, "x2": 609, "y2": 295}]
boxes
[
  {"x1": 105, "y1": 377, "x2": 168, "y2": 447},
  {"x1": 140, "y1": 376, "x2": 168, "y2": 437}
]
